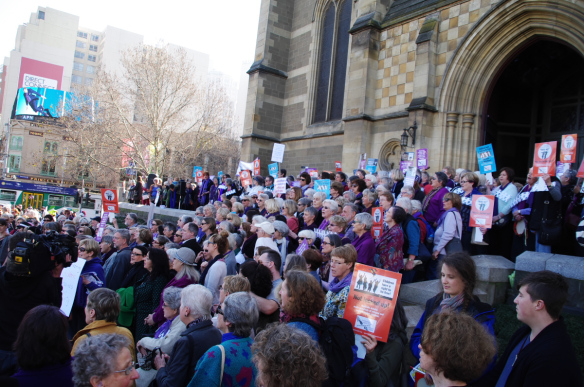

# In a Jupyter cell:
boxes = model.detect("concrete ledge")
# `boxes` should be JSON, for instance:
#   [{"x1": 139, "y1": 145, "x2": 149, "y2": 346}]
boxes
[
  {"x1": 546, "y1": 255, "x2": 584, "y2": 281},
  {"x1": 400, "y1": 279, "x2": 488, "y2": 307},
  {"x1": 515, "y1": 252, "x2": 554, "y2": 272},
  {"x1": 472, "y1": 255, "x2": 515, "y2": 282}
]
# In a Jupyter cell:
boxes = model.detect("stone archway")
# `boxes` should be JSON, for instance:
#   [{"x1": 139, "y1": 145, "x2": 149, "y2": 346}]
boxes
[
  {"x1": 378, "y1": 139, "x2": 401, "y2": 171},
  {"x1": 436, "y1": 0, "x2": 584, "y2": 170}
]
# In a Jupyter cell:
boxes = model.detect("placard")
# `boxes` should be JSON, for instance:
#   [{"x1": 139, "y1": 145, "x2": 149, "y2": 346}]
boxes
[
  {"x1": 400, "y1": 161, "x2": 413, "y2": 174},
  {"x1": 556, "y1": 162, "x2": 571, "y2": 178},
  {"x1": 469, "y1": 195, "x2": 494, "y2": 228},
  {"x1": 271, "y1": 143, "x2": 286, "y2": 163},
  {"x1": 366, "y1": 158, "x2": 378, "y2": 174},
  {"x1": 218, "y1": 171, "x2": 223, "y2": 180},
  {"x1": 533, "y1": 141, "x2": 557, "y2": 177},
  {"x1": 101, "y1": 188, "x2": 119, "y2": 213},
  {"x1": 240, "y1": 170, "x2": 252, "y2": 188},
  {"x1": 195, "y1": 170, "x2": 203, "y2": 185},
  {"x1": 335, "y1": 161, "x2": 342, "y2": 172},
  {"x1": 95, "y1": 212, "x2": 109, "y2": 243},
  {"x1": 193, "y1": 165, "x2": 202, "y2": 178},
  {"x1": 404, "y1": 166, "x2": 416, "y2": 187},
  {"x1": 416, "y1": 148, "x2": 428, "y2": 170},
  {"x1": 253, "y1": 158, "x2": 261, "y2": 176},
  {"x1": 274, "y1": 178, "x2": 287, "y2": 194},
  {"x1": 314, "y1": 179, "x2": 331, "y2": 199},
  {"x1": 343, "y1": 263, "x2": 402, "y2": 342},
  {"x1": 560, "y1": 134, "x2": 577, "y2": 163},
  {"x1": 578, "y1": 158, "x2": 584, "y2": 178},
  {"x1": 307, "y1": 168, "x2": 319, "y2": 178},
  {"x1": 269, "y1": 163, "x2": 279, "y2": 178},
  {"x1": 371, "y1": 207, "x2": 384, "y2": 238},
  {"x1": 477, "y1": 144, "x2": 497, "y2": 174},
  {"x1": 60, "y1": 258, "x2": 87, "y2": 316}
]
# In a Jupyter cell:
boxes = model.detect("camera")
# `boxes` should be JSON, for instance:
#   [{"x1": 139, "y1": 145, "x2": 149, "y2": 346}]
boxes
[{"x1": 6, "y1": 231, "x2": 78, "y2": 277}]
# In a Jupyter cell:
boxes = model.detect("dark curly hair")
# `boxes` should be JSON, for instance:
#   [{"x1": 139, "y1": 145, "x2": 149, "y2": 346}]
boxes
[
  {"x1": 240, "y1": 260, "x2": 273, "y2": 298},
  {"x1": 280, "y1": 270, "x2": 325, "y2": 316},
  {"x1": 421, "y1": 312, "x2": 496, "y2": 383},
  {"x1": 252, "y1": 323, "x2": 327, "y2": 387}
]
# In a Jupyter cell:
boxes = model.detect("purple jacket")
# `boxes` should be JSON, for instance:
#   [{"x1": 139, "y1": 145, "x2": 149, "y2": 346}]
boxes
[
  {"x1": 152, "y1": 275, "x2": 197, "y2": 325},
  {"x1": 423, "y1": 187, "x2": 449, "y2": 225},
  {"x1": 209, "y1": 184, "x2": 219, "y2": 203},
  {"x1": 351, "y1": 231, "x2": 376, "y2": 267}
]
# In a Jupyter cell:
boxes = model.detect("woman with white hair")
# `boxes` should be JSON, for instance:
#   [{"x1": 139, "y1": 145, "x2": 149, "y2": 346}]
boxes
[
  {"x1": 273, "y1": 220, "x2": 296, "y2": 265},
  {"x1": 304, "y1": 188, "x2": 316, "y2": 200},
  {"x1": 365, "y1": 174, "x2": 378, "y2": 191},
  {"x1": 312, "y1": 191, "x2": 327, "y2": 211},
  {"x1": 361, "y1": 190, "x2": 378, "y2": 215},
  {"x1": 302, "y1": 206, "x2": 319, "y2": 231},
  {"x1": 154, "y1": 285, "x2": 222, "y2": 387},
  {"x1": 350, "y1": 213, "x2": 376, "y2": 266},
  {"x1": 297, "y1": 229, "x2": 316, "y2": 250}
]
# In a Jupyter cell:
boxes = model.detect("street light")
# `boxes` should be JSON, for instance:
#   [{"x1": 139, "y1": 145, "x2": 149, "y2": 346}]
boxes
[{"x1": 400, "y1": 121, "x2": 418, "y2": 150}]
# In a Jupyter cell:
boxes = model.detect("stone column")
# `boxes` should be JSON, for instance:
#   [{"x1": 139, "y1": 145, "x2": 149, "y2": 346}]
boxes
[
  {"x1": 461, "y1": 113, "x2": 476, "y2": 169},
  {"x1": 444, "y1": 112, "x2": 459, "y2": 167}
]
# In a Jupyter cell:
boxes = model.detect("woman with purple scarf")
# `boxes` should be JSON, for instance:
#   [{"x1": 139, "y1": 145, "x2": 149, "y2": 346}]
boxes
[
  {"x1": 319, "y1": 244, "x2": 357, "y2": 320},
  {"x1": 422, "y1": 172, "x2": 450, "y2": 226},
  {"x1": 429, "y1": 192, "x2": 463, "y2": 280}
]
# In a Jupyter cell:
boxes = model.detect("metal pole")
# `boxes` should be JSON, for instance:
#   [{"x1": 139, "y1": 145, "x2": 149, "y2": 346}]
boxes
[{"x1": 3, "y1": 122, "x2": 10, "y2": 179}]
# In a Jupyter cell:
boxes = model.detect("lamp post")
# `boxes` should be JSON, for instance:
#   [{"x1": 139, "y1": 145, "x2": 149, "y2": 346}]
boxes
[{"x1": 400, "y1": 121, "x2": 418, "y2": 151}]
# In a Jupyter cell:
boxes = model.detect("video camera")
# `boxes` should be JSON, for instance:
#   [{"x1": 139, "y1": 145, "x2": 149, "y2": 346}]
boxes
[{"x1": 6, "y1": 231, "x2": 78, "y2": 277}]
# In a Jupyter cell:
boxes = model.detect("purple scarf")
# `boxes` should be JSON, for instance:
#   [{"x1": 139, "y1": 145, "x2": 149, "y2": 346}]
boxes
[{"x1": 329, "y1": 271, "x2": 353, "y2": 294}]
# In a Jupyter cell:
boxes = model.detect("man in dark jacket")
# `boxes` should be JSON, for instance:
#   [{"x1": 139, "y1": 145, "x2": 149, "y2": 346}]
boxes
[
  {"x1": 180, "y1": 223, "x2": 202, "y2": 255},
  {"x1": 104, "y1": 229, "x2": 132, "y2": 291},
  {"x1": 473, "y1": 270, "x2": 582, "y2": 387}
]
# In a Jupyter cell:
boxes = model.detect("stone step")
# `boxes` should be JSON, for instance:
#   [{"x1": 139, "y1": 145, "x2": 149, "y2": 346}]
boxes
[
  {"x1": 400, "y1": 279, "x2": 489, "y2": 307},
  {"x1": 404, "y1": 304, "x2": 424, "y2": 338}
]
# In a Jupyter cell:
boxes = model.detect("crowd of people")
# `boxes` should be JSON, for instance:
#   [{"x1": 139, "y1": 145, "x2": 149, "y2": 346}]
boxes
[{"x1": 0, "y1": 163, "x2": 581, "y2": 386}]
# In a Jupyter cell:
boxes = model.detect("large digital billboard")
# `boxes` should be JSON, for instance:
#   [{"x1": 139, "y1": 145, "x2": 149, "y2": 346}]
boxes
[
  {"x1": 13, "y1": 87, "x2": 72, "y2": 120},
  {"x1": 18, "y1": 57, "x2": 63, "y2": 90}
]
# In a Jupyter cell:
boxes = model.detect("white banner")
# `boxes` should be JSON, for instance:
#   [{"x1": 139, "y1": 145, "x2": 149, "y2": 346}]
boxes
[{"x1": 60, "y1": 258, "x2": 87, "y2": 316}]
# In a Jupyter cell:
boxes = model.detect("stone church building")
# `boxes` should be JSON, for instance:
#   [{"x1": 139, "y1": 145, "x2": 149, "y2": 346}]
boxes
[{"x1": 242, "y1": 0, "x2": 584, "y2": 178}]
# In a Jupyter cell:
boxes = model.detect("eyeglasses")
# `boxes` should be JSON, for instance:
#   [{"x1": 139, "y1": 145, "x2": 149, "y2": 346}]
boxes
[
  {"x1": 242, "y1": 199, "x2": 249, "y2": 202},
  {"x1": 113, "y1": 362, "x2": 137, "y2": 376},
  {"x1": 322, "y1": 241, "x2": 331, "y2": 246},
  {"x1": 175, "y1": 234, "x2": 183, "y2": 238},
  {"x1": 443, "y1": 198, "x2": 452, "y2": 202},
  {"x1": 203, "y1": 249, "x2": 209, "y2": 253},
  {"x1": 78, "y1": 247, "x2": 86, "y2": 252},
  {"x1": 330, "y1": 260, "x2": 346, "y2": 266},
  {"x1": 130, "y1": 252, "x2": 143, "y2": 256},
  {"x1": 298, "y1": 237, "x2": 306, "y2": 240},
  {"x1": 300, "y1": 178, "x2": 306, "y2": 181},
  {"x1": 460, "y1": 180, "x2": 469, "y2": 184}
]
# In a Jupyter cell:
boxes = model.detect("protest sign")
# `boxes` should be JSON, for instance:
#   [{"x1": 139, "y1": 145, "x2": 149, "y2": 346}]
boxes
[
  {"x1": 404, "y1": 166, "x2": 416, "y2": 187},
  {"x1": 307, "y1": 168, "x2": 319, "y2": 178},
  {"x1": 95, "y1": 212, "x2": 109, "y2": 243},
  {"x1": 335, "y1": 161, "x2": 342, "y2": 172},
  {"x1": 274, "y1": 178, "x2": 287, "y2": 194},
  {"x1": 195, "y1": 170, "x2": 203, "y2": 185},
  {"x1": 218, "y1": 171, "x2": 223, "y2": 180},
  {"x1": 416, "y1": 148, "x2": 428, "y2": 169},
  {"x1": 193, "y1": 165, "x2": 202, "y2": 178},
  {"x1": 240, "y1": 170, "x2": 252, "y2": 188},
  {"x1": 271, "y1": 143, "x2": 286, "y2": 163},
  {"x1": 533, "y1": 141, "x2": 557, "y2": 177},
  {"x1": 101, "y1": 188, "x2": 119, "y2": 213},
  {"x1": 560, "y1": 134, "x2": 577, "y2": 163},
  {"x1": 371, "y1": 207, "x2": 384, "y2": 238},
  {"x1": 556, "y1": 162, "x2": 571, "y2": 178},
  {"x1": 237, "y1": 161, "x2": 254, "y2": 174},
  {"x1": 366, "y1": 158, "x2": 378, "y2": 174},
  {"x1": 269, "y1": 163, "x2": 279, "y2": 178},
  {"x1": 476, "y1": 144, "x2": 496, "y2": 174},
  {"x1": 469, "y1": 195, "x2": 494, "y2": 228},
  {"x1": 359, "y1": 156, "x2": 367, "y2": 170},
  {"x1": 296, "y1": 239, "x2": 309, "y2": 255},
  {"x1": 315, "y1": 179, "x2": 331, "y2": 199},
  {"x1": 60, "y1": 258, "x2": 87, "y2": 316},
  {"x1": 578, "y1": 158, "x2": 584, "y2": 178},
  {"x1": 253, "y1": 158, "x2": 261, "y2": 176},
  {"x1": 400, "y1": 161, "x2": 413, "y2": 174},
  {"x1": 343, "y1": 263, "x2": 402, "y2": 342}
]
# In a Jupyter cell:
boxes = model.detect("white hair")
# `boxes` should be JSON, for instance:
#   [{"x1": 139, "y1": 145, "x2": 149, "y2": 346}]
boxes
[{"x1": 181, "y1": 284, "x2": 213, "y2": 320}]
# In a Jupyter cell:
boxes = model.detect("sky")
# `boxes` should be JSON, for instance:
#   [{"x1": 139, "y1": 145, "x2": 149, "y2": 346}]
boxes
[{"x1": 0, "y1": 0, "x2": 262, "y2": 81}]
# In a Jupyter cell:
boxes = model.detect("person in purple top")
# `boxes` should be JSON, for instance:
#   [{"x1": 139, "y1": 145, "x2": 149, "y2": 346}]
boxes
[
  {"x1": 350, "y1": 213, "x2": 376, "y2": 267},
  {"x1": 198, "y1": 172, "x2": 212, "y2": 206},
  {"x1": 208, "y1": 177, "x2": 220, "y2": 203},
  {"x1": 422, "y1": 172, "x2": 450, "y2": 226}
]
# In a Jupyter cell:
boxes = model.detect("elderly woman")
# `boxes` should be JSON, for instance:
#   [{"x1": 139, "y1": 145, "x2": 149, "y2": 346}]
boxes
[
  {"x1": 71, "y1": 288, "x2": 135, "y2": 360},
  {"x1": 155, "y1": 285, "x2": 222, "y2": 386},
  {"x1": 12, "y1": 306, "x2": 73, "y2": 386},
  {"x1": 430, "y1": 192, "x2": 463, "y2": 280},
  {"x1": 312, "y1": 191, "x2": 326, "y2": 211},
  {"x1": 318, "y1": 199, "x2": 338, "y2": 231},
  {"x1": 422, "y1": 171, "x2": 450, "y2": 226},
  {"x1": 419, "y1": 313, "x2": 496, "y2": 387},
  {"x1": 486, "y1": 167, "x2": 518, "y2": 258},
  {"x1": 255, "y1": 193, "x2": 268, "y2": 216},
  {"x1": 215, "y1": 208, "x2": 229, "y2": 223},
  {"x1": 297, "y1": 229, "x2": 316, "y2": 251},
  {"x1": 188, "y1": 292, "x2": 259, "y2": 386},
  {"x1": 264, "y1": 198, "x2": 280, "y2": 219},
  {"x1": 320, "y1": 245, "x2": 357, "y2": 319},
  {"x1": 376, "y1": 206, "x2": 406, "y2": 272},
  {"x1": 282, "y1": 199, "x2": 299, "y2": 233},
  {"x1": 302, "y1": 206, "x2": 319, "y2": 231},
  {"x1": 319, "y1": 233, "x2": 342, "y2": 290},
  {"x1": 361, "y1": 190, "x2": 378, "y2": 214},
  {"x1": 136, "y1": 287, "x2": 186, "y2": 387},
  {"x1": 364, "y1": 174, "x2": 377, "y2": 191},
  {"x1": 273, "y1": 220, "x2": 295, "y2": 260},
  {"x1": 146, "y1": 248, "x2": 200, "y2": 328},
  {"x1": 278, "y1": 270, "x2": 325, "y2": 341},
  {"x1": 350, "y1": 213, "x2": 376, "y2": 266},
  {"x1": 203, "y1": 204, "x2": 217, "y2": 219},
  {"x1": 152, "y1": 235, "x2": 171, "y2": 250},
  {"x1": 72, "y1": 334, "x2": 139, "y2": 387},
  {"x1": 252, "y1": 323, "x2": 327, "y2": 387}
]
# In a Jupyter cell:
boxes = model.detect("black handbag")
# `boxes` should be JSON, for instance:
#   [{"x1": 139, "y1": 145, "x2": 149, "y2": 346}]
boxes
[
  {"x1": 444, "y1": 212, "x2": 463, "y2": 253},
  {"x1": 539, "y1": 200, "x2": 562, "y2": 246}
]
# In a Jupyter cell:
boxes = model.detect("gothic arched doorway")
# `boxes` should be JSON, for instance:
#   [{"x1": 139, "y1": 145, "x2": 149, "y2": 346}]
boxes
[{"x1": 484, "y1": 40, "x2": 584, "y2": 181}]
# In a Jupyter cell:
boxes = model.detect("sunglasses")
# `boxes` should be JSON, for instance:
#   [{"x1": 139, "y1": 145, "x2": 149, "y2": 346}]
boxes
[
  {"x1": 443, "y1": 198, "x2": 452, "y2": 202},
  {"x1": 300, "y1": 178, "x2": 306, "y2": 181},
  {"x1": 298, "y1": 237, "x2": 306, "y2": 240},
  {"x1": 201, "y1": 222, "x2": 207, "y2": 225},
  {"x1": 322, "y1": 241, "x2": 331, "y2": 246}
]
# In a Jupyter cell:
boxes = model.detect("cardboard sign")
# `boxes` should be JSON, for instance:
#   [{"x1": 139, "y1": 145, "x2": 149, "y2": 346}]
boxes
[
  {"x1": 274, "y1": 178, "x2": 287, "y2": 194},
  {"x1": 533, "y1": 141, "x2": 557, "y2": 177},
  {"x1": 253, "y1": 158, "x2": 261, "y2": 176},
  {"x1": 366, "y1": 158, "x2": 378, "y2": 174},
  {"x1": 193, "y1": 165, "x2": 202, "y2": 178},
  {"x1": 477, "y1": 144, "x2": 497, "y2": 174},
  {"x1": 101, "y1": 188, "x2": 119, "y2": 213},
  {"x1": 404, "y1": 166, "x2": 416, "y2": 187},
  {"x1": 240, "y1": 170, "x2": 252, "y2": 188},
  {"x1": 400, "y1": 161, "x2": 413, "y2": 174},
  {"x1": 556, "y1": 162, "x2": 571, "y2": 178},
  {"x1": 416, "y1": 148, "x2": 428, "y2": 170},
  {"x1": 269, "y1": 163, "x2": 279, "y2": 178},
  {"x1": 218, "y1": 171, "x2": 223, "y2": 180},
  {"x1": 195, "y1": 170, "x2": 203, "y2": 185},
  {"x1": 343, "y1": 263, "x2": 402, "y2": 342},
  {"x1": 577, "y1": 158, "x2": 584, "y2": 178},
  {"x1": 271, "y1": 143, "x2": 286, "y2": 163},
  {"x1": 371, "y1": 207, "x2": 384, "y2": 238},
  {"x1": 95, "y1": 212, "x2": 109, "y2": 242},
  {"x1": 315, "y1": 179, "x2": 331, "y2": 199},
  {"x1": 60, "y1": 258, "x2": 87, "y2": 316},
  {"x1": 307, "y1": 168, "x2": 319, "y2": 178},
  {"x1": 469, "y1": 195, "x2": 494, "y2": 228},
  {"x1": 560, "y1": 134, "x2": 577, "y2": 163},
  {"x1": 335, "y1": 161, "x2": 342, "y2": 172}
]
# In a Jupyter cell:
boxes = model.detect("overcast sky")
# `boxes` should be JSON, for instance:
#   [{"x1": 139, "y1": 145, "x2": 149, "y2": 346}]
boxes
[{"x1": 0, "y1": 0, "x2": 262, "y2": 81}]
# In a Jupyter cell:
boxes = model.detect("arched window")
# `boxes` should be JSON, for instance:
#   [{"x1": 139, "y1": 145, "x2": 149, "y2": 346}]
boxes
[{"x1": 314, "y1": 0, "x2": 352, "y2": 123}]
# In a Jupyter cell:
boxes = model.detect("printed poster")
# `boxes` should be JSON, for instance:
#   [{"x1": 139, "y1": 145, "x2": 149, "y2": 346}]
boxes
[
  {"x1": 533, "y1": 141, "x2": 557, "y2": 177},
  {"x1": 404, "y1": 166, "x2": 416, "y2": 187},
  {"x1": 268, "y1": 163, "x2": 279, "y2": 178},
  {"x1": 335, "y1": 161, "x2": 342, "y2": 172},
  {"x1": 195, "y1": 170, "x2": 203, "y2": 185},
  {"x1": 343, "y1": 263, "x2": 402, "y2": 342},
  {"x1": 469, "y1": 195, "x2": 494, "y2": 228},
  {"x1": 193, "y1": 165, "x2": 202, "y2": 178},
  {"x1": 307, "y1": 168, "x2": 319, "y2": 178},
  {"x1": 315, "y1": 179, "x2": 331, "y2": 199},
  {"x1": 578, "y1": 158, "x2": 584, "y2": 178},
  {"x1": 370, "y1": 207, "x2": 384, "y2": 238},
  {"x1": 476, "y1": 144, "x2": 496, "y2": 174},
  {"x1": 253, "y1": 158, "x2": 261, "y2": 176},
  {"x1": 271, "y1": 143, "x2": 286, "y2": 163},
  {"x1": 366, "y1": 158, "x2": 378, "y2": 174},
  {"x1": 560, "y1": 134, "x2": 577, "y2": 163},
  {"x1": 400, "y1": 161, "x2": 413, "y2": 174},
  {"x1": 60, "y1": 258, "x2": 87, "y2": 316},
  {"x1": 101, "y1": 188, "x2": 119, "y2": 213},
  {"x1": 240, "y1": 170, "x2": 252, "y2": 188},
  {"x1": 218, "y1": 171, "x2": 223, "y2": 180},
  {"x1": 556, "y1": 162, "x2": 571, "y2": 178},
  {"x1": 416, "y1": 148, "x2": 428, "y2": 170},
  {"x1": 274, "y1": 178, "x2": 287, "y2": 194},
  {"x1": 95, "y1": 212, "x2": 109, "y2": 243}
]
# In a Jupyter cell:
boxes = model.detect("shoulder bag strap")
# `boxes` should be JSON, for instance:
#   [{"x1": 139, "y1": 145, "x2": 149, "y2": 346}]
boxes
[
  {"x1": 218, "y1": 344, "x2": 225, "y2": 385},
  {"x1": 449, "y1": 211, "x2": 460, "y2": 238}
]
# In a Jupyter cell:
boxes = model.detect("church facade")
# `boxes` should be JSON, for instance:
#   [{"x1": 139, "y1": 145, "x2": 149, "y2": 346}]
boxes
[{"x1": 242, "y1": 0, "x2": 584, "y2": 178}]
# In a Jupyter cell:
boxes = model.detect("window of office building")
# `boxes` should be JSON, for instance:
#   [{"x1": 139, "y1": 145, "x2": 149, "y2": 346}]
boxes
[
  {"x1": 73, "y1": 62, "x2": 84, "y2": 72},
  {"x1": 8, "y1": 156, "x2": 20, "y2": 173},
  {"x1": 72, "y1": 75, "x2": 83, "y2": 84},
  {"x1": 89, "y1": 44, "x2": 98, "y2": 52},
  {"x1": 91, "y1": 34, "x2": 99, "y2": 42},
  {"x1": 85, "y1": 78, "x2": 93, "y2": 85},
  {"x1": 88, "y1": 55, "x2": 96, "y2": 62},
  {"x1": 76, "y1": 41, "x2": 87, "y2": 49},
  {"x1": 74, "y1": 51, "x2": 85, "y2": 59},
  {"x1": 86, "y1": 65, "x2": 95, "y2": 74},
  {"x1": 44, "y1": 141, "x2": 59, "y2": 154},
  {"x1": 77, "y1": 31, "x2": 87, "y2": 39},
  {"x1": 41, "y1": 159, "x2": 57, "y2": 176},
  {"x1": 38, "y1": 11, "x2": 45, "y2": 20}
]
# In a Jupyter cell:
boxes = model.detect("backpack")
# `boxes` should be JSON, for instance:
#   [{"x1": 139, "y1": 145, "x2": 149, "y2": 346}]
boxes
[
  {"x1": 290, "y1": 316, "x2": 356, "y2": 387},
  {"x1": 414, "y1": 213, "x2": 435, "y2": 247},
  {"x1": 402, "y1": 216, "x2": 432, "y2": 263}
]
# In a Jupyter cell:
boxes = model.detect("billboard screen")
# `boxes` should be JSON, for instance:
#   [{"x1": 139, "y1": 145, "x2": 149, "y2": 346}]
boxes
[
  {"x1": 18, "y1": 57, "x2": 63, "y2": 90},
  {"x1": 14, "y1": 87, "x2": 72, "y2": 120}
]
